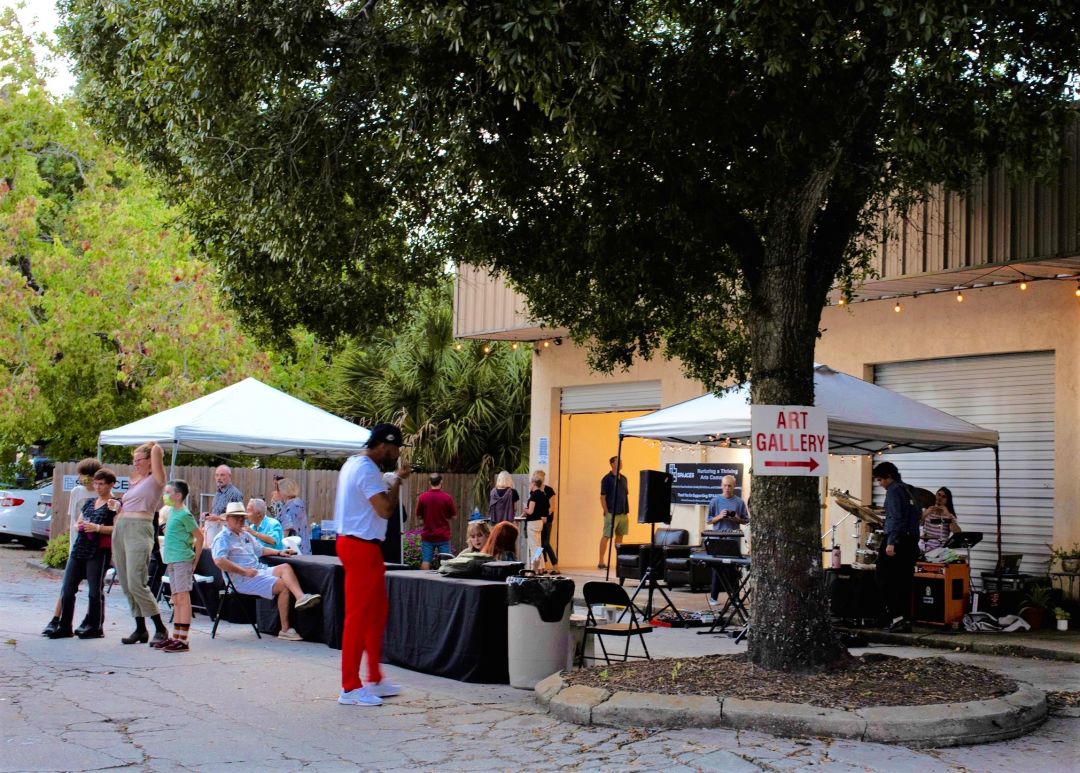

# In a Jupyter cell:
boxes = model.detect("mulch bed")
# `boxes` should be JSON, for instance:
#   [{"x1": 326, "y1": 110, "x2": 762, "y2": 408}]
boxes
[{"x1": 565, "y1": 653, "x2": 1017, "y2": 710}]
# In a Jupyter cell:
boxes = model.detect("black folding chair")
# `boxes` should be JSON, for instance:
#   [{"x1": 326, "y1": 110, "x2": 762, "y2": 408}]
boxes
[
  {"x1": 157, "y1": 571, "x2": 216, "y2": 622},
  {"x1": 210, "y1": 572, "x2": 262, "y2": 639},
  {"x1": 582, "y1": 581, "x2": 653, "y2": 665}
]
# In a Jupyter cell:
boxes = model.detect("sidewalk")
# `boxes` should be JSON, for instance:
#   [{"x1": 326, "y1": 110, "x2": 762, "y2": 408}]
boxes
[{"x1": 558, "y1": 566, "x2": 1080, "y2": 663}]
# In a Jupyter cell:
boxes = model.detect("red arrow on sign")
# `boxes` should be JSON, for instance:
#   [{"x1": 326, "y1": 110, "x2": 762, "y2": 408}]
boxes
[{"x1": 763, "y1": 458, "x2": 820, "y2": 472}]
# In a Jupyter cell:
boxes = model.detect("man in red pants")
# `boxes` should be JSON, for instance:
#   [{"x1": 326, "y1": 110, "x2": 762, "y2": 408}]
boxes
[{"x1": 334, "y1": 423, "x2": 410, "y2": 706}]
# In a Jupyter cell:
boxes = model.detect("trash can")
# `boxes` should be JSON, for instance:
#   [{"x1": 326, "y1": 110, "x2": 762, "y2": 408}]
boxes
[{"x1": 506, "y1": 574, "x2": 576, "y2": 689}]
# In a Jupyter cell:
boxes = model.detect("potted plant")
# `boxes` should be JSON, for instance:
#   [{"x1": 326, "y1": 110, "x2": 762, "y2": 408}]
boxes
[
  {"x1": 1020, "y1": 585, "x2": 1054, "y2": 629},
  {"x1": 1053, "y1": 607, "x2": 1071, "y2": 632},
  {"x1": 1048, "y1": 543, "x2": 1080, "y2": 574}
]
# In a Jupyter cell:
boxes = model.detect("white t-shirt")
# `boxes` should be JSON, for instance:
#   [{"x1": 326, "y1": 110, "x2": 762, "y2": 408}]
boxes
[
  {"x1": 333, "y1": 455, "x2": 389, "y2": 541},
  {"x1": 67, "y1": 484, "x2": 94, "y2": 526}
]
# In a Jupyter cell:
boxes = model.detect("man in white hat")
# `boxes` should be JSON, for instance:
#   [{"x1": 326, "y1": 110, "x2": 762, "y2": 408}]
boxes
[{"x1": 212, "y1": 502, "x2": 320, "y2": 641}]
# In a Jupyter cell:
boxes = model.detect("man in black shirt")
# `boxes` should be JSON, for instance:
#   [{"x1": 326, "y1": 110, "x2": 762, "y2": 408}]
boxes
[{"x1": 598, "y1": 456, "x2": 629, "y2": 569}]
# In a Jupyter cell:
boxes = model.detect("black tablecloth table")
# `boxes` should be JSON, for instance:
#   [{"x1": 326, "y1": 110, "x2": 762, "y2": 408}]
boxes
[
  {"x1": 310, "y1": 540, "x2": 337, "y2": 556},
  {"x1": 691, "y1": 553, "x2": 752, "y2": 635},
  {"x1": 384, "y1": 571, "x2": 509, "y2": 684},
  {"x1": 260, "y1": 554, "x2": 346, "y2": 647}
]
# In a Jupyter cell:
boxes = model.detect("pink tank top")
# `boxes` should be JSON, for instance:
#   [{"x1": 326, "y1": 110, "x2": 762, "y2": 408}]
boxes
[{"x1": 122, "y1": 474, "x2": 165, "y2": 514}]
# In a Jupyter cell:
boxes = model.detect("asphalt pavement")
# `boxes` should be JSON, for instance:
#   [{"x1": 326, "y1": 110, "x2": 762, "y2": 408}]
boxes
[{"x1": 0, "y1": 543, "x2": 1076, "y2": 772}]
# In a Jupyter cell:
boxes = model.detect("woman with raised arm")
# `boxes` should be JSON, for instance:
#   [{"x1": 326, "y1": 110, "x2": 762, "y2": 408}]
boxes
[{"x1": 113, "y1": 442, "x2": 169, "y2": 645}]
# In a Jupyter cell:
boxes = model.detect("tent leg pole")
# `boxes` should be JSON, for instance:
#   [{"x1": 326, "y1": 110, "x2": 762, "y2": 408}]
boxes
[
  {"x1": 994, "y1": 445, "x2": 1002, "y2": 566},
  {"x1": 606, "y1": 435, "x2": 625, "y2": 582},
  {"x1": 169, "y1": 442, "x2": 178, "y2": 480}
]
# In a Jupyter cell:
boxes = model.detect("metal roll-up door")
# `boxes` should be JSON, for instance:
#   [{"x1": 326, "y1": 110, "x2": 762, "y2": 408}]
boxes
[
  {"x1": 873, "y1": 351, "x2": 1055, "y2": 580},
  {"x1": 560, "y1": 381, "x2": 662, "y2": 414}
]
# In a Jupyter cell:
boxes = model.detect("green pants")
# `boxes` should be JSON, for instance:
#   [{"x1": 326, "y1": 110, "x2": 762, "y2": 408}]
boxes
[{"x1": 112, "y1": 517, "x2": 160, "y2": 619}]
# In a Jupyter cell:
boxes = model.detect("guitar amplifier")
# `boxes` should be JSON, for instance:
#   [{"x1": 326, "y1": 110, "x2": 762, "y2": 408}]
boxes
[{"x1": 913, "y1": 562, "x2": 970, "y2": 626}]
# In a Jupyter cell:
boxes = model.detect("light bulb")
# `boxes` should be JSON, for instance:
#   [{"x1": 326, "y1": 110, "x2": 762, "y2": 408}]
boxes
[
  {"x1": 1019, "y1": 281, "x2": 1027, "y2": 291},
  {"x1": 837, "y1": 298, "x2": 846, "y2": 306},
  {"x1": 894, "y1": 302, "x2": 902, "y2": 313},
  {"x1": 454, "y1": 343, "x2": 462, "y2": 351},
  {"x1": 543, "y1": 340, "x2": 550, "y2": 348},
  {"x1": 956, "y1": 291, "x2": 964, "y2": 303},
  {"x1": 1075, "y1": 283, "x2": 1080, "y2": 297},
  {"x1": 482, "y1": 344, "x2": 491, "y2": 354}
]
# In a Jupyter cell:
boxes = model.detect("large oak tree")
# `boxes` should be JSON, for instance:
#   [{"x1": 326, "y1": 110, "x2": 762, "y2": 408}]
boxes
[{"x1": 60, "y1": 1, "x2": 1080, "y2": 670}]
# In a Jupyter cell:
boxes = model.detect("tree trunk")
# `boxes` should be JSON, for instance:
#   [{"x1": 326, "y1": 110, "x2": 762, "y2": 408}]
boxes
[{"x1": 744, "y1": 202, "x2": 849, "y2": 672}]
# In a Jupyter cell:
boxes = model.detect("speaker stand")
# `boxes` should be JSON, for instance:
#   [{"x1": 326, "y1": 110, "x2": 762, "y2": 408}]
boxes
[{"x1": 626, "y1": 523, "x2": 683, "y2": 623}]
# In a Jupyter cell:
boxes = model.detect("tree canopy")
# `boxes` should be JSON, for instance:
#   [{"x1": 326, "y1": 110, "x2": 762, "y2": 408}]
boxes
[
  {"x1": 0, "y1": 11, "x2": 333, "y2": 460},
  {"x1": 59, "y1": 0, "x2": 1080, "y2": 670},
  {"x1": 322, "y1": 281, "x2": 531, "y2": 507}
]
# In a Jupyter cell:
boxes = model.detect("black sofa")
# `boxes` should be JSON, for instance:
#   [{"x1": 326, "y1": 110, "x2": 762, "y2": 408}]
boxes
[{"x1": 615, "y1": 528, "x2": 707, "y2": 590}]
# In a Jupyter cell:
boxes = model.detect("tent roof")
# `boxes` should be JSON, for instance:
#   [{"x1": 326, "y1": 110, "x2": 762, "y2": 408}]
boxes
[
  {"x1": 98, "y1": 378, "x2": 371, "y2": 458},
  {"x1": 619, "y1": 364, "x2": 998, "y2": 454}
]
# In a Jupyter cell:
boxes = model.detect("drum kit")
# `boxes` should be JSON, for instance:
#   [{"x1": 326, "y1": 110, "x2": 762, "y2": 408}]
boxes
[{"x1": 828, "y1": 488, "x2": 886, "y2": 570}]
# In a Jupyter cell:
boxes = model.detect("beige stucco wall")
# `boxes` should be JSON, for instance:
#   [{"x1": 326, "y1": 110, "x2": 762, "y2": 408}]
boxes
[
  {"x1": 526, "y1": 279, "x2": 1078, "y2": 565},
  {"x1": 817, "y1": 278, "x2": 1080, "y2": 550}
]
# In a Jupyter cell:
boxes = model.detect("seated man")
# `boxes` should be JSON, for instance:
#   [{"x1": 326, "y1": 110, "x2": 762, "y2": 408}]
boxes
[
  {"x1": 212, "y1": 505, "x2": 321, "y2": 641},
  {"x1": 239, "y1": 499, "x2": 284, "y2": 551}
]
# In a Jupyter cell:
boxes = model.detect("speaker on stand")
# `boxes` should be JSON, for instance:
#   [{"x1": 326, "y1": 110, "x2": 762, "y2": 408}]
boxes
[{"x1": 627, "y1": 470, "x2": 682, "y2": 622}]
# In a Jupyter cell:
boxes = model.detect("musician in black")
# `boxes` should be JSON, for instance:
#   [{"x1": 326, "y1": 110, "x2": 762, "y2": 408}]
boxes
[{"x1": 872, "y1": 462, "x2": 922, "y2": 633}]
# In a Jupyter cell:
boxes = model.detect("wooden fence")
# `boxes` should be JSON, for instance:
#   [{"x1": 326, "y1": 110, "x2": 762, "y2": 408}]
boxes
[
  {"x1": 51, "y1": 463, "x2": 527, "y2": 551},
  {"x1": 398, "y1": 473, "x2": 529, "y2": 551}
]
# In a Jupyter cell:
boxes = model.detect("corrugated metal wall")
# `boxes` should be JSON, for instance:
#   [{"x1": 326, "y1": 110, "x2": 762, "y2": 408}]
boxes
[
  {"x1": 872, "y1": 352, "x2": 1056, "y2": 580},
  {"x1": 872, "y1": 123, "x2": 1080, "y2": 277}
]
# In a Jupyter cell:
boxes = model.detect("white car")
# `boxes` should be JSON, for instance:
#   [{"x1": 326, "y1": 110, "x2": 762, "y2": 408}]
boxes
[{"x1": 0, "y1": 480, "x2": 52, "y2": 547}]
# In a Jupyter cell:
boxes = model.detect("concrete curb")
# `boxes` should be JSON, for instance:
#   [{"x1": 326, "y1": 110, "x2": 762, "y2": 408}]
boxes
[
  {"x1": 535, "y1": 674, "x2": 1047, "y2": 748},
  {"x1": 25, "y1": 559, "x2": 64, "y2": 577},
  {"x1": 843, "y1": 628, "x2": 1080, "y2": 664}
]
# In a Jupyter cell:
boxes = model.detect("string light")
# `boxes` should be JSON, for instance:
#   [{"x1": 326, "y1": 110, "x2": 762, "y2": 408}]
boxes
[
  {"x1": 542, "y1": 340, "x2": 551, "y2": 348},
  {"x1": 837, "y1": 298, "x2": 846, "y2": 306},
  {"x1": 1075, "y1": 282, "x2": 1080, "y2": 297},
  {"x1": 482, "y1": 344, "x2": 491, "y2": 354},
  {"x1": 511, "y1": 342, "x2": 518, "y2": 350},
  {"x1": 894, "y1": 301, "x2": 902, "y2": 313},
  {"x1": 454, "y1": 343, "x2": 462, "y2": 351},
  {"x1": 1019, "y1": 281, "x2": 1027, "y2": 291},
  {"x1": 956, "y1": 290, "x2": 964, "y2": 302}
]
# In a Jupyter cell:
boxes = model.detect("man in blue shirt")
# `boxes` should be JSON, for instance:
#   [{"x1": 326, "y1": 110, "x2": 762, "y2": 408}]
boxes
[
  {"x1": 873, "y1": 461, "x2": 921, "y2": 633},
  {"x1": 704, "y1": 475, "x2": 750, "y2": 605}
]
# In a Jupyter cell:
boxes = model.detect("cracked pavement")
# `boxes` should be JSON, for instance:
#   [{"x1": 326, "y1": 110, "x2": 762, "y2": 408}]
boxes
[{"x1": 1, "y1": 544, "x2": 1077, "y2": 772}]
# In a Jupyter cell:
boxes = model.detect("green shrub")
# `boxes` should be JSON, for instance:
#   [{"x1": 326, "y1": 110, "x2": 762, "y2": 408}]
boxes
[{"x1": 42, "y1": 534, "x2": 69, "y2": 569}]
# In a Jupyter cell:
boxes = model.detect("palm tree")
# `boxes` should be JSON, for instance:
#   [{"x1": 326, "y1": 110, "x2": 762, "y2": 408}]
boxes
[{"x1": 323, "y1": 282, "x2": 530, "y2": 509}]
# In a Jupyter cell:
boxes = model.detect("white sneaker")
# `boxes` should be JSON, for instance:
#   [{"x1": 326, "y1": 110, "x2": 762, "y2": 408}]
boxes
[
  {"x1": 277, "y1": 627, "x2": 302, "y2": 641},
  {"x1": 338, "y1": 687, "x2": 383, "y2": 706},
  {"x1": 367, "y1": 679, "x2": 401, "y2": 698},
  {"x1": 295, "y1": 593, "x2": 322, "y2": 611},
  {"x1": 707, "y1": 596, "x2": 720, "y2": 607}
]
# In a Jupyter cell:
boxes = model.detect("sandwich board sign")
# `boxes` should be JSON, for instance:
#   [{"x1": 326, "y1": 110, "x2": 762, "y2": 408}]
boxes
[{"x1": 751, "y1": 405, "x2": 828, "y2": 477}]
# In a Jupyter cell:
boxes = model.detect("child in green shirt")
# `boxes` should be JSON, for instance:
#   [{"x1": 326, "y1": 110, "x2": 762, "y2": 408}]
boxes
[{"x1": 156, "y1": 480, "x2": 203, "y2": 653}]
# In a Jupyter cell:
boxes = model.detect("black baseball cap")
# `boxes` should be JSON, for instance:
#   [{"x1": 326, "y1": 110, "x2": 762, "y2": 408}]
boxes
[{"x1": 365, "y1": 423, "x2": 408, "y2": 448}]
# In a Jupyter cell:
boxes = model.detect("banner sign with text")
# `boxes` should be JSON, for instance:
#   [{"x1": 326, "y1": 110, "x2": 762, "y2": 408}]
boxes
[{"x1": 665, "y1": 462, "x2": 745, "y2": 505}]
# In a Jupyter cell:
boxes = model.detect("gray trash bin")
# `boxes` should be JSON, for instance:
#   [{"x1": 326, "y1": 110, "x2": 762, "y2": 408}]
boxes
[{"x1": 506, "y1": 574, "x2": 575, "y2": 689}]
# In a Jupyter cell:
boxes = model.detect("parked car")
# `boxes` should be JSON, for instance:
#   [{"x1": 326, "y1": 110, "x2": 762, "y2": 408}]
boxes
[
  {"x1": 0, "y1": 480, "x2": 52, "y2": 547},
  {"x1": 30, "y1": 486, "x2": 53, "y2": 542}
]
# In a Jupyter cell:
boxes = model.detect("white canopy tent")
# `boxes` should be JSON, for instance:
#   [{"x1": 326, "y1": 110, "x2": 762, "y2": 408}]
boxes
[
  {"x1": 620, "y1": 364, "x2": 999, "y2": 454},
  {"x1": 98, "y1": 377, "x2": 371, "y2": 465},
  {"x1": 616, "y1": 363, "x2": 1002, "y2": 559}
]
